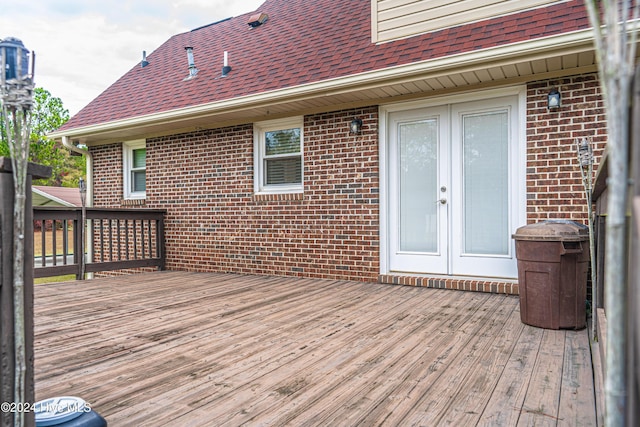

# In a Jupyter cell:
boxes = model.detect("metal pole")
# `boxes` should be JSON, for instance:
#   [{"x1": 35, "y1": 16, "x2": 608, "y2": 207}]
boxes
[
  {"x1": 576, "y1": 138, "x2": 597, "y2": 338},
  {"x1": 0, "y1": 36, "x2": 35, "y2": 427},
  {"x1": 79, "y1": 177, "x2": 86, "y2": 279}
]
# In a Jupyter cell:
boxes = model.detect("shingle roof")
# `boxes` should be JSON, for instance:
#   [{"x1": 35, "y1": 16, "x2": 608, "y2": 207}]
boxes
[
  {"x1": 32, "y1": 185, "x2": 82, "y2": 207},
  {"x1": 58, "y1": 0, "x2": 589, "y2": 132}
]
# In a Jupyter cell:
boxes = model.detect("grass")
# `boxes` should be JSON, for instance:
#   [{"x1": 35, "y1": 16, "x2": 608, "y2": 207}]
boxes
[
  {"x1": 33, "y1": 229, "x2": 79, "y2": 284},
  {"x1": 34, "y1": 228, "x2": 75, "y2": 257},
  {"x1": 35, "y1": 275, "x2": 76, "y2": 285}
]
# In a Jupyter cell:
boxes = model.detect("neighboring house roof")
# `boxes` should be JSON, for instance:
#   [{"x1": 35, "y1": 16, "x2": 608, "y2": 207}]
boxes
[
  {"x1": 32, "y1": 186, "x2": 82, "y2": 207},
  {"x1": 51, "y1": 0, "x2": 592, "y2": 144}
]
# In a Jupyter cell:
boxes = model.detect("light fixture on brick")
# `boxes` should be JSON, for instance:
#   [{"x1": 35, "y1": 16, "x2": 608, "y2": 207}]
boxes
[
  {"x1": 349, "y1": 118, "x2": 363, "y2": 134},
  {"x1": 547, "y1": 88, "x2": 561, "y2": 110}
]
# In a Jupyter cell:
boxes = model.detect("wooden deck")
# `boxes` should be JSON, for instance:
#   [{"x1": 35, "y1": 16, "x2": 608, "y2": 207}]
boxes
[{"x1": 34, "y1": 272, "x2": 598, "y2": 426}]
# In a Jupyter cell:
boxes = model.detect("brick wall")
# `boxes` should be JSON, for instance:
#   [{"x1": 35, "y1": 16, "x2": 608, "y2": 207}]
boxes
[
  {"x1": 90, "y1": 107, "x2": 380, "y2": 281},
  {"x1": 526, "y1": 72, "x2": 607, "y2": 224},
  {"x1": 90, "y1": 73, "x2": 607, "y2": 285},
  {"x1": 92, "y1": 143, "x2": 123, "y2": 207}
]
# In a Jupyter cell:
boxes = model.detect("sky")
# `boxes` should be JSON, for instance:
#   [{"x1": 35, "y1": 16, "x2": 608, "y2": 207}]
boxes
[{"x1": 0, "y1": 0, "x2": 265, "y2": 116}]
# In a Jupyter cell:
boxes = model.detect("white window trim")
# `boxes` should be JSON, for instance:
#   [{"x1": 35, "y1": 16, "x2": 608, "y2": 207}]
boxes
[
  {"x1": 123, "y1": 139, "x2": 146, "y2": 200},
  {"x1": 254, "y1": 116, "x2": 304, "y2": 194}
]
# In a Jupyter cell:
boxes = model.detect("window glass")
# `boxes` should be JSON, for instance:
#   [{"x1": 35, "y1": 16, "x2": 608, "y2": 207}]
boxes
[
  {"x1": 132, "y1": 170, "x2": 146, "y2": 192},
  {"x1": 131, "y1": 148, "x2": 146, "y2": 192},
  {"x1": 133, "y1": 148, "x2": 146, "y2": 169},
  {"x1": 399, "y1": 119, "x2": 438, "y2": 252},
  {"x1": 265, "y1": 129, "x2": 301, "y2": 156},
  {"x1": 266, "y1": 157, "x2": 302, "y2": 185},
  {"x1": 463, "y1": 111, "x2": 509, "y2": 255}
]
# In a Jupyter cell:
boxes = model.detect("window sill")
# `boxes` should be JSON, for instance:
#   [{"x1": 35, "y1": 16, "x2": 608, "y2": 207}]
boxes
[
  {"x1": 121, "y1": 198, "x2": 146, "y2": 206},
  {"x1": 253, "y1": 192, "x2": 304, "y2": 202}
]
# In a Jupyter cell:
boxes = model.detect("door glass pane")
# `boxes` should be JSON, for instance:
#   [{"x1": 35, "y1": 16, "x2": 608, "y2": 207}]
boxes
[
  {"x1": 399, "y1": 119, "x2": 438, "y2": 252},
  {"x1": 463, "y1": 111, "x2": 509, "y2": 255}
]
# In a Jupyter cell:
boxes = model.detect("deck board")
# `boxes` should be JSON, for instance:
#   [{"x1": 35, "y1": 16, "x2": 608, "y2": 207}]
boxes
[
  {"x1": 34, "y1": 271, "x2": 597, "y2": 426},
  {"x1": 517, "y1": 330, "x2": 566, "y2": 426},
  {"x1": 478, "y1": 324, "x2": 544, "y2": 426}
]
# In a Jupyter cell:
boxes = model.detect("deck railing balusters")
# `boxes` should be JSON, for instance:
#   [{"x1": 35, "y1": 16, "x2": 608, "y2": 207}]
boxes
[
  {"x1": 147, "y1": 220, "x2": 153, "y2": 258},
  {"x1": 33, "y1": 207, "x2": 166, "y2": 278},
  {"x1": 62, "y1": 219, "x2": 68, "y2": 265},
  {"x1": 141, "y1": 220, "x2": 145, "y2": 258},
  {"x1": 133, "y1": 220, "x2": 138, "y2": 260},
  {"x1": 125, "y1": 220, "x2": 130, "y2": 260},
  {"x1": 117, "y1": 219, "x2": 121, "y2": 260},
  {"x1": 40, "y1": 220, "x2": 46, "y2": 267},
  {"x1": 99, "y1": 219, "x2": 105, "y2": 263},
  {"x1": 51, "y1": 220, "x2": 57, "y2": 266},
  {"x1": 109, "y1": 219, "x2": 114, "y2": 262}
]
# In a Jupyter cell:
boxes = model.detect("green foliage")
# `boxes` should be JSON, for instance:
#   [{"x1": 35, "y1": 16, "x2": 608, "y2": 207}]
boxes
[{"x1": 1, "y1": 87, "x2": 84, "y2": 186}]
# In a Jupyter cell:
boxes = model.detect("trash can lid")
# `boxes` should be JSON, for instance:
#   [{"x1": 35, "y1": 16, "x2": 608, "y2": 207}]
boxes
[
  {"x1": 512, "y1": 220, "x2": 589, "y2": 241},
  {"x1": 35, "y1": 396, "x2": 87, "y2": 426}
]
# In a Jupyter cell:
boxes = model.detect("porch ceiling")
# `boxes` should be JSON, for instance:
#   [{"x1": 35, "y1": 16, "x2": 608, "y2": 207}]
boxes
[{"x1": 56, "y1": 32, "x2": 600, "y2": 146}]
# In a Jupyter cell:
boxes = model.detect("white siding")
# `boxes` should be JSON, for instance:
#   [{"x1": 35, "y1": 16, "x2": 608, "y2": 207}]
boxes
[{"x1": 372, "y1": 0, "x2": 562, "y2": 43}]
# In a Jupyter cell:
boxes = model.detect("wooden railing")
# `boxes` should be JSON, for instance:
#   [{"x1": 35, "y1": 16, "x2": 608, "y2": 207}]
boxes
[
  {"x1": 592, "y1": 65, "x2": 640, "y2": 425},
  {"x1": 33, "y1": 207, "x2": 166, "y2": 279}
]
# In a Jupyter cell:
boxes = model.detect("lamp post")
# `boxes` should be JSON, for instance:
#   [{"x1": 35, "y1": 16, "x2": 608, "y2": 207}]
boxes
[
  {"x1": 576, "y1": 137, "x2": 596, "y2": 338},
  {"x1": 0, "y1": 36, "x2": 35, "y2": 427}
]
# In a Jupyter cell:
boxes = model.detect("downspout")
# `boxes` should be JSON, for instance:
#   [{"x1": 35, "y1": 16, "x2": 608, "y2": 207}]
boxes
[{"x1": 62, "y1": 136, "x2": 93, "y2": 278}]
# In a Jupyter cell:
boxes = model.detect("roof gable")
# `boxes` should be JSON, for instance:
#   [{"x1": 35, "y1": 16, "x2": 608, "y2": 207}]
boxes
[
  {"x1": 33, "y1": 186, "x2": 82, "y2": 207},
  {"x1": 58, "y1": 0, "x2": 589, "y2": 133}
]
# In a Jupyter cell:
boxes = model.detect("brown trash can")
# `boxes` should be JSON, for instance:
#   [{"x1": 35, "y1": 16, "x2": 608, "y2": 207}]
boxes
[{"x1": 512, "y1": 220, "x2": 589, "y2": 330}]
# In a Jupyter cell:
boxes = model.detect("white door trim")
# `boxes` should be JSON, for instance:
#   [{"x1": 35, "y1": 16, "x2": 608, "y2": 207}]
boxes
[{"x1": 379, "y1": 86, "x2": 527, "y2": 279}]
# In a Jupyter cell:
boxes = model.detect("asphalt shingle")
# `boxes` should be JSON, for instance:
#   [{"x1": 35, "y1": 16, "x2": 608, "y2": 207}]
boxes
[{"x1": 59, "y1": 0, "x2": 590, "y2": 132}]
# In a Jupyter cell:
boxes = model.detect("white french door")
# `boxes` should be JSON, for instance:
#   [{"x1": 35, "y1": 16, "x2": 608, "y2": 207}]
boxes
[
  {"x1": 386, "y1": 94, "x2": 522, "y2": 278},
  {"x1": 388, "y1": 106, "x2": 449, "y2": 274}
]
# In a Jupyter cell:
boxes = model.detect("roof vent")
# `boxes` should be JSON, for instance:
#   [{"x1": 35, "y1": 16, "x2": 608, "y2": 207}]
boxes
[
  {"x1": 141, "y1": 51, "x2": 149, "y2": 68},
  {"x1": 184, "y1": 46, "x2": 198, "y2": 80},
  {"x1": 221, "y1": 51, "x2": 231, "y2": 77},
  {"x1": 248, "y1": 12, "x2": 268, "y2": 28}
]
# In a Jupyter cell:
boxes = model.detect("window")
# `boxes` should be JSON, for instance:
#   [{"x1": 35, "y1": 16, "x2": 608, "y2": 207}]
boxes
[
  {"x1": 123, "y1": 140, "x2": 146, "y2": 199},
  {"x1": 254, "y1": 117, "x2": 303, "y2": 193}
]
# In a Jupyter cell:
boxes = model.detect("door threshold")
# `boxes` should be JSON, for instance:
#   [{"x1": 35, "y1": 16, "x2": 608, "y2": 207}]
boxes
[{"x1": 378, "y1": 273, "x2": 519, "y2": 295}]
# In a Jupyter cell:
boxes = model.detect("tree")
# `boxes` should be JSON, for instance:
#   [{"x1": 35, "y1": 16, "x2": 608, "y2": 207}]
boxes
[{"x1": 1, "y1": 87, "x2": 84, "y2": 186}]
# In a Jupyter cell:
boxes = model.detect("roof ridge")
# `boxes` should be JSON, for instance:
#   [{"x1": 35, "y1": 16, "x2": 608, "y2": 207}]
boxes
[{"x1": 190, "y1": 16, "x2": 233, "y2": 32}]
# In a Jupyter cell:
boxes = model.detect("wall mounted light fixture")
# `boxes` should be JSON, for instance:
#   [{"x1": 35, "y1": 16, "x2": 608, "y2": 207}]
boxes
[
  {"x1": 548, "y1": 89, "x2": 561, "y2": 110},
  {"x1": 350, "y1": 118, "x2": 363, "y2": 134}
]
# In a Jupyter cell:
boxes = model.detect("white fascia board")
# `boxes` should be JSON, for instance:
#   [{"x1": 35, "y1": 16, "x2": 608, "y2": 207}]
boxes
[{"x1": 49, "y1": 27, "x2": 603, "y2": 141}]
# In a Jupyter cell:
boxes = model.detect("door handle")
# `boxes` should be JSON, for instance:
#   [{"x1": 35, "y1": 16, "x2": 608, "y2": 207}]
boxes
[{"x1": 436, "y1": 198, "x2": 447, "y2": 205}]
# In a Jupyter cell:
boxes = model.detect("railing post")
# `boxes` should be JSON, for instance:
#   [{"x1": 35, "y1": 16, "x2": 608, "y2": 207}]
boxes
[
  {"x1": 158, "y1": 215, "x2": 166, "y2": 271},
  {"x1": 0, "y1": 157, "x2": 50, "y2": 427},
  {"x1": 75, "y1": 209, "x2": 84, "y2": 280}
]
